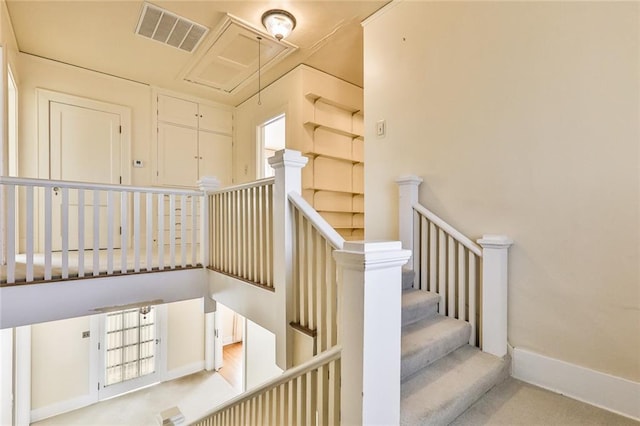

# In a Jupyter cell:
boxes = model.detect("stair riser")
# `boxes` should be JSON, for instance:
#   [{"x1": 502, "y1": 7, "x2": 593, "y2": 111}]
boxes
[
  {"x1": 401, "y1": 323, "x2": 471, "y2": 381},
  {"x1": 425, "y1": 358, "x2": 510, "y2": 426},
  {"x1": 402, "y1": 270, "x2": 415, "y2": 290},
  {"x1": 402, "y1": 301, "x2": 438, "y2": 327}
]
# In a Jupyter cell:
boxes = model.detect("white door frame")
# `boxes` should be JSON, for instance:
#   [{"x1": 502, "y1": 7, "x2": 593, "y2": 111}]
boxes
[{"x1": 255, "y1": 108, "x2": 286, "y2": 179}]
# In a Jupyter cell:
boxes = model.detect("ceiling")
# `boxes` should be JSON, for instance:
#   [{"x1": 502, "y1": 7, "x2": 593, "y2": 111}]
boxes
[{"x1": 6, "y1": 1, "x2": 387, "y2": 106}]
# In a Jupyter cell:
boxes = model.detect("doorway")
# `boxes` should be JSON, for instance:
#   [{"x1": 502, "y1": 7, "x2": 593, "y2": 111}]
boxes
[
  {"x1": 258, "y1": 114, "x2": 285, "y2": 178},
  {"x1": 215, "y1": 303, "x2": 245, "y2": 391}
]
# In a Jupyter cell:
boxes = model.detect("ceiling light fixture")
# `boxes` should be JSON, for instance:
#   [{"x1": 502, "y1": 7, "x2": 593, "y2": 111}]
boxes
[{"x1": 261, "y1": 9, "x2": 296, "y2": 41}]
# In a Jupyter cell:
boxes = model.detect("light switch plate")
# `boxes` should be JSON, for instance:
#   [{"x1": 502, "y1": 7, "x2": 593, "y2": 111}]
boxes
[{"x1": 376, "y1": 120, "x2": 386, "y2": 138}]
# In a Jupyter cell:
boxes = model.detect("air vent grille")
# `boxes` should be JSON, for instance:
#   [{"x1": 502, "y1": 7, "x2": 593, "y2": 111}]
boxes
[{"x1": 135, "y1": 3, "x2": 208, "y2": 53}]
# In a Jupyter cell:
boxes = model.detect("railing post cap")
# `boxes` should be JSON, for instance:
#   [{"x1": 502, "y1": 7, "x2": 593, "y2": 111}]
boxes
[
  {"x1": 395, "y1": 175, "x2": 423, "y2": 186},
  {"x1": 197, "y1": 176, "x2": 221, "y2": 193},
  {"x1": 268, "y1": 149, "x2": 308, "y2": 169},
  {"x1": 477, "y1": 234, "x2": 513, "y2": 248},
  {"x1": 333, "y1": 240, "x2": 411, "y2": 271}
]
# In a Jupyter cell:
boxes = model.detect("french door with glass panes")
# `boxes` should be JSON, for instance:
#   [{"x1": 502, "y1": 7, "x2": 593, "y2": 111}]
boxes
[{"x1": 98, "y1": 307, "x2": 161, "y2": 399}]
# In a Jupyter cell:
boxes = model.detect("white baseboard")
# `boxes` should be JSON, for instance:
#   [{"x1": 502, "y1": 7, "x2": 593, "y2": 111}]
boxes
[
  {"x1": 164, "y1": 360, "x2": 205, "y2": 382},
  {"x1": 31, "y1": 394, "x2": 96, "y2": 423},
  {"x1": 512, "y1": 347, "x2": 640, "y2": 421}
]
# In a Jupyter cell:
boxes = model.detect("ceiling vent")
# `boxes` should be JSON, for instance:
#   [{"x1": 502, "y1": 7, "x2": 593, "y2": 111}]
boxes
[{"x1": 135, "y1": 2, "x2": 208, "y2": 53}]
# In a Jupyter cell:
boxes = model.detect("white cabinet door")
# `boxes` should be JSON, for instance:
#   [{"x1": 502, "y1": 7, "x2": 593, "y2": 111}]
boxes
[
  {"x1": 198, "y1": 103, "x2": 232, "y2": 134},
  {"x1": 158, "y1": 95, "x2": 198, "y2": 128},
  {"x1": 198, "y1": 131, "x2": 232, "y2": 185},
  {"x1": 158, "y1": 123, "x2": 199, "y2": 187}
]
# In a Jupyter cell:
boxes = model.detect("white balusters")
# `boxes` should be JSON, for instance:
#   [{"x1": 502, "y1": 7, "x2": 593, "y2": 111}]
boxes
[
  {"x1": 146, "y1": 192, "x2": 153, "y2": 272},
  {"x1": 44, "y1": 187, "x2": 52, "y2": 280},
  {"x1": 208, "y1": 179, "x2": 275, "y2": 289},
  {"x1": 1, "y1": 177, "x2": 204, "y2": 284},
  {"x1": 93, "y1": 189, "x2": 100, "y2": 276},
  {"x1": 133, "y1": 191, "x2": 140, "y2": 273},
  {"x1": 6, "y1": 185, "x2": 15, "y2": 283},
  {"x1": 169, "y1": 194, "x2": 175, "y2": 270},
  {"x1": 397, "y1": 176, "x2": 512, "y2": 353},
  {"x1": 107, "y1": 190, "x2": 114, "y2": 275},
  {"x1": 61, "y1": 187, "x2": 69, "y2": 279},
  {"x1": 77, "y1": 188, "x2": 85, "y2": 277},
  {"x1": 157, "y1": 193, "x2": 164, "y2": 270},
  {"x1": 26, "y1": 186, "x2": 34, "y2": 282}
]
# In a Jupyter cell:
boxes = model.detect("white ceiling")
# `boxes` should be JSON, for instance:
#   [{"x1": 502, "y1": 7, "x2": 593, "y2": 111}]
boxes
[{"x1": 7, "y1": 1, "x2": 387, "y2": 106}]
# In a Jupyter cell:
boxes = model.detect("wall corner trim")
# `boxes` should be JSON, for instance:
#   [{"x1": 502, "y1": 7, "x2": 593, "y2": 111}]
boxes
[
  {"x1": 361, "y1": 0, "x2": 403, "y2": 28},
  {"x1": 512, "y1": 347, "x2": 640, "y2": 421}
]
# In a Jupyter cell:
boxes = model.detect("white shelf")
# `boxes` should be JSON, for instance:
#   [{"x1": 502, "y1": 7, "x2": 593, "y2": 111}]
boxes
[
  {"x1": 305, "y1": 92, "x2": 361, "y2": 114},
  {"x1": 304, "y1": 121, "x2": 364, "y2": 139}
]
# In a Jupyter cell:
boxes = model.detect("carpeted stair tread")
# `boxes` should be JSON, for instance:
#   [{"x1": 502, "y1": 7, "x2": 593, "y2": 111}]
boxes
[
  {"x1": 401, "y1": 345, "x2": 509, "y2": 426},
  {"x1": 401, "y1": 314, "x2": 471, "y2": 380},
  {"x1": 402, "y1": 289, "x2": 440, "y2": 326}
]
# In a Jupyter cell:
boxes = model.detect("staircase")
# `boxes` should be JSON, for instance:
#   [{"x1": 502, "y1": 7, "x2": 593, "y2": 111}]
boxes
[{"x1": 400, "y1": 272, "x2": 510, "y2": 425}]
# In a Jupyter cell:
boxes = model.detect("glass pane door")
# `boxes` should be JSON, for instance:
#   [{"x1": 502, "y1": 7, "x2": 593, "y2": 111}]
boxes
[{"x1": 105, "y1": 307, "x2": 156, "y2": 387}]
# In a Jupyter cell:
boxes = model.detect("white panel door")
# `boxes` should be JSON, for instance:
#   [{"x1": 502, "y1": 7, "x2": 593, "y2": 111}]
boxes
[
  {"x1": 50, "y1": 101, "x2": 122, "y2": 250},
  {"x1": 158, "y1": 123, "x2": 199, "y2": 187},
  {"x1": 198, "y1": 131, "x2": 232, "y2": 185}
]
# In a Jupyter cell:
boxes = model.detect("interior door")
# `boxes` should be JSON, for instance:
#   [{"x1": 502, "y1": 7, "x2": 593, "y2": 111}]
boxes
[
  {"x1": 98, "y1": 307, "x2": 160, "y2": 400},
  {"x1": 49, "y1": 101, "x2": 122, "y2": 250},
  {"x1": 158, "y1": 123, "x2": 199, "y2": 187}
]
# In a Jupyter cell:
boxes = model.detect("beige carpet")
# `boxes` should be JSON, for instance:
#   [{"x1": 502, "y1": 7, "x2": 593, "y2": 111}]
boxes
[
  {"x1": 32, "y1": 370, "x2": 238, "y2": 426},
  {"x1": 451, "y1": 378, "x2": 639, "y2": 425}
]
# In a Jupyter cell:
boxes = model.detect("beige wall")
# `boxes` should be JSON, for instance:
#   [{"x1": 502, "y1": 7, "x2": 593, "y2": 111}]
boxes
[
  {"x1": 31, "y1": 316, "x2": 91, "y2": 410},
  {"x1": 234, "y1": 67, "x2": 303, "y2": 184},
  {"x1": 245, "y1": 319, "x2": 282, "y2": 390},
  {"x1": 234, "y1": 65, "x2": 363, "y2": 185},
  {"x1": 166, "y1": 298, "x2": 204, "y2": 371},
  {"x1": 364, "y1": 2, "x2": 639, "y2": 381},
  {"x1": 16, "y1": 53, "x2": 152, "y2": 186}
]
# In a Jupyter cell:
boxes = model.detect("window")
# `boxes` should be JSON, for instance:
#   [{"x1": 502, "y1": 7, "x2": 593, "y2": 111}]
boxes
[
  {"x1": 259, "y1": 114, "x2": 285, "y2": 178},
  {"x1": 104, "y1": 307, "x2": 156, "y2": 386}
]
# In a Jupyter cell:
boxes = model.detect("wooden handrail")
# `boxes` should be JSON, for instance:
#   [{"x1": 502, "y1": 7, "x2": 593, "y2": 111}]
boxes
[
  {"x1": 413, "y1": 203, "x2": 482, "y2": 257},
  {"x1": 0, "y1": 176, "x2": 203, "y2": 196},
  {"x1": 288, "y1": 192, "x2": 345, "y2": 250},
  {"x1": 194, "y1": 345, "x2": 342, "y2": 422},
  {"x1": 208, "y1": 177, "x2": 275, "y2": 194}
]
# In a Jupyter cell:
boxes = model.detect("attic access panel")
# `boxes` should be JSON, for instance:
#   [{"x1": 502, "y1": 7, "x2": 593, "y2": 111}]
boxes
[{"x1": 181, "y1": 15, "x2": 298, "y2": 94}]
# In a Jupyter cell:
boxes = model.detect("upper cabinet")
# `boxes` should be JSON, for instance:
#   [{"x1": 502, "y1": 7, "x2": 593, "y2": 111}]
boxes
[{"x1": 155, "y1": 93, "x2": 233, "y2": 188}]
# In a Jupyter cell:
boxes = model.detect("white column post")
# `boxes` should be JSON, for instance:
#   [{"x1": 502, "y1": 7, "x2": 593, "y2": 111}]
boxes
[
  {"x1": 477, "y1": 234, "x2": 513, "y2": 358},
  {"x1": 395, "y1": 176, "x2": 423, "y2": 274},
  {"x1": 197, "y1": 176, "x2": 221, "y2": 269},
  {"x1": 334, "y1": 241, "x2": 410, "y2": 426},
  {"x1": 268, "y1": 149, "x2": 308, "y2": 369}
]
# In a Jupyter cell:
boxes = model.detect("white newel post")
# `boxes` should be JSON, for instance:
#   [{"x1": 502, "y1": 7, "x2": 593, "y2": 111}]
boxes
[
  {"x1": 334, "y1": 241, "x2": 410, "y2": 426},
  {"x1": 197, "y1": 176, "x2": 221, "y2": 269},
  {"x1": 269, "y1": 150, "x2": 308, "y2": 369},
  {"x1": 395, "y1": 176, "x2": 423, "y2": 274},
  {"x1": 477, "y1": 234, "x2": 513, "y2": 358}
]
